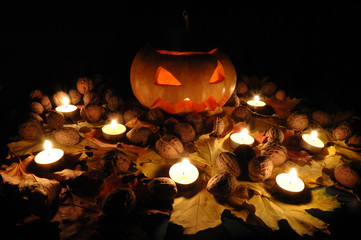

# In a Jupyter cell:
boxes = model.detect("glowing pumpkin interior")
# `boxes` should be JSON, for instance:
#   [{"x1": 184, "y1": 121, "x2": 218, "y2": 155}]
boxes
[{"x1": 130, "y1": 45, "x2": 237, "y2": 114}]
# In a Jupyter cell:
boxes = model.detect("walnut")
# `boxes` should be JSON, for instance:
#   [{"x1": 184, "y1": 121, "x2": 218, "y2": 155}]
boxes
[
  {"x1": 47, "y1": 111, "x2": 65, "y2": 129},
  {"x1": 162, "y1": 117, "x2": 180, "y2": 134},
  {"x1": 80, "y1": 104, "x2": 105, "y2": 122},
  {"x1": 287, "y1": 113, "x2": 309, "y2": 131},
  {"x1": 205, "y1": 116, "x2": 224, "y2": 137},
  {"x1": 174, "y1": 122, "x2": 196, "y2": 143},
  {"x1": 216, "y1": 152, "x2": 242, "y2": 178},
  {"x1": 83, "y1": 90, "x2": 100, "y2": 106},
  {"x1": 126, "y1": 126, "x2": 153, "y2": 146},
  {"x1": 146, "y1": 108, "x2": 165, "y2": 125},
  {"x1": 106, "y1": 111, "x2": 125, "y2": 125},
  {"x1": 18, "y1": 120, "x2": 43, "y2": 140},
  {"x1": 333, "y1": 121, "x2": 352, "y2": 141},
  {"x1": 248, "y1": 156, "x2": 273, "y2": 182},
  {"x1": 123, "y1": 108, "x2": 145, "y2": 123},
  {"x1": 148, "y1": 177, "x2": 178, "y2": 201},
  {"x1": 29, "y1": 89, "x2": 43, "y2": 99},
  {"x1": 261, "y1": 141, "x2": 288, "y2": 167},
  {"x1": 155, "y1": 134, "x2": 184, "y2": 159},
  {"x1": 260, "y1": 81, "x2": 277, "y2": 96},
  {"x1": 31, "y1": 102, "x2": 44, "y2": 115},
  {"x1": 107, "y1": 95, "x2": 125, "y2": 112},
  {"x1": 68, "y1": 89, "x2": 82, "y2": 105},
  {"x1": 312, "y1": 110, "x2": 332, "y2": 127},
  {"x1": 185, "y1": 113, "x2": 205, "y2": 134},
  {"x1": 41, "y1": 96, "x2": 52, "y2": 111},
  {"x1": 225, "y1": 92, "x2": 240, "y2": 107},
  {"x1": 53, "y1": 91, "x2": 70, "y2": 107},
  {"x1": 347, "y1": 134, "x2": 361, "y2": 148},
  {"x1": 232, "y1": 106, "x2": 252, "y2": 123},
  {"x1": 102, "y1": 149, "x2": 131, "y2": 175},
  {"x1": 265, "y1": 127, "x2": 284, "y2": 143},
  {"x1": 102, "y1": 188, "x2": 136, "y2": 217},
  {"x1": 275, "y1": 89, "x2": 286, "y2": 101},
  {"x1": 207, "y1": 172, "x2": 237, "y2": 199},
  {"x1": 334, "y1": 163, "x2": 361, "y2": 189},
  {"x1": 54, "y1": 127, "x2": 80, "y2": 145},
  {"x1": 76, "y1": 77, "x2": 94, "y2": 95},
  {"x1": 236, "y1": 81, "x2": 248, "y2": 95}
]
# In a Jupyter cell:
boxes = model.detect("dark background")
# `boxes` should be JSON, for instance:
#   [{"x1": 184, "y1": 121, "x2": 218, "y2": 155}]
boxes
[{"x1": 1, "y1": 2, "x2": 359, "y2": 143}]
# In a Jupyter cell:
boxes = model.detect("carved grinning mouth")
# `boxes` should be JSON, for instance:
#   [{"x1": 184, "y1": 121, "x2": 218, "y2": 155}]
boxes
[{"x1": 150, "y1": 94, "x2": 229, "y2": 114}]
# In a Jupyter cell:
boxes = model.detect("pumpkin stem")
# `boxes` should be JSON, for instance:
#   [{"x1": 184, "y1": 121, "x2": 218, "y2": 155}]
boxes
[{"x1": 182, "y1": 10, "x2": 190, "y2": 32}]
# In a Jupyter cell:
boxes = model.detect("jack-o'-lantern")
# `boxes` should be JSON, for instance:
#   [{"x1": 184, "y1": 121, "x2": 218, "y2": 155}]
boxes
[{"x1": 130, "y1": 45, "x2": 237, "y2": 114}]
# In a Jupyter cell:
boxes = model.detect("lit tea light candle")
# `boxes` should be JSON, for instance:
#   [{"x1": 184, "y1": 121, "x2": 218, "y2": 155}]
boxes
[
  {"x1": 55, "y1": 97, "x2": 77, "y2": 118},
  {"x1": 230, "y1": 129, "x2": 255, "y2": 149},
  {"x1": 301, "y1": 130, "x2": 324, "y2": 154},
  {"x1": 102, "y1": 119, "x2": 126, "y2": 142},
  {"x1": 276, "y1": 168, "x2": 305, "y2": 193},
  {"x1": 169, "y1": 158, "x2": 199, "y2": 185},
  {"x1": 247, "y1": 95, "x2": 266, "y2": 108},
  {"x1": 34, "y1": 140, "x2": 64, "y2": 165}
]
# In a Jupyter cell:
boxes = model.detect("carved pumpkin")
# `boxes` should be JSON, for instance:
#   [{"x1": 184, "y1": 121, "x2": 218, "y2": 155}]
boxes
[{"x1": 130, "y1": 45, "x2": 237, "y2": 114}]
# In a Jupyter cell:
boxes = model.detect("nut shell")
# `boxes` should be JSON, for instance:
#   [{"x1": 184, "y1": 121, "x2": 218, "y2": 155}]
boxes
[
  {"x1": 18, "y1": 120, "x2": 43, "y2": 140},
  {"x1": 155, "y1": 134, "x2": 184, "y2": 159},
  {"x1": 148, "y1": 177, "x2": 178, "y2": 201},
  {"x1": 261, "y1": 141, "x2": 288, "y2": 167},
  {"x1": 287, "y1": 113, "x2": 309, "y2": 131},
  {"x1": 146, "y1": 108, "x2": 165, "y2": 125},
  {"x1": 31, "y1": 102, "x2": 44, "y2": 115},
  {"x1": 275, "y1": 89, "x2": 286, "y2": 101},
  {"x1": 347, "y1": 134, "x2": 361, "y2": 148},
  {"x1": 260, "y1": 81, "x2": 277, "y2": 96},
  {"x1": 76, "y1": 77, "x2": 94, "y2": 95},
  {"x1": 232, "y1": 106, "x2": 252, "y2": 123},
  {"x1": 248, "y1": 156, "x2": 273, "y2": 182},
  {"x1": 174, "y1": 122, "x2": 196, "y2": 143},
  {"x1": 236, "y1": 81, "x2": 248, "y2": 95},
  {"x1": 47, "y1": 111, "x2": 65, "y2": 129},
  {"x1": 312, "y1": 110, "x2": 332, "y2": 127},
  {"x1": 53, "y1": 91, "x2": 70, "y2": 107},
  {"x1": 333, "y1": 121, "x2": 352, "y2": 141},
  {"x1": 126, "y1": 126, "x2": 153, "y2": 146},
  {"x1": 205, "y1": 116, "x2": 224, "y2": 137},
  {"x1": 233, "y1": 145, "x2": 256, "y2": 168},
  {"x1": 185, "y1": 113, "x2": 205, "y2": 134},
  {"x1": 54, "y1": 127, "x2": 80, "y2": 145},
  {"x1": 80, "y1": 104, "x2": 104, "y2": 122},
  {"x1": 102, "y1": 188, "x2": 136, "y2": 217},
  {"x1": 334, "y1": 163, "x2": 361, "y2": 188},
  {"x1": 107, "y1": 95, "x2": 125, "y2": 111},
  {"x1": 102, "y1": 149, "x2": 131, "y2": 175},
  {"x1": 68, "y1": 89, "x2": 82, "y2": 105},
  {"x1": 207, "y1": 172, "x2": 237, "y2": 198},
  {"x1": 265, "y1": 127, "x2": 284, "y2": 143},
  {"x1": 41, "y1": 96, "x2": 52, "y2": 111},
  {"x1": 216, "y1": 152, "x2": 242, "y2": 178},
  {"x1": 83, "y1": 91, "x2": 100, "y2": 106}
]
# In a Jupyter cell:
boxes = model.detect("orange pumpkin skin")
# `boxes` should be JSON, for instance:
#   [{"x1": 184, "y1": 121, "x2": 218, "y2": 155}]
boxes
[{"x1": 130, "y1": 45, "x2": 237, "y2": 114}]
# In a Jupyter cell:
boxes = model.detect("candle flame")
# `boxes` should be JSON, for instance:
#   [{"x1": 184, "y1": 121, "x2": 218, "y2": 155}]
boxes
[
  {"x1": 254, "y1": 95, "x2": 260, "y2": 103},
  {"x1": 184, "y1": 97, "x2": 191, "y2": 101},
  {"x1": 311, "y1": 131, "x2": 318, "y2": 142},
  {"x1": 110, "y1": 120, "x2": 117, "y2": 131},
  {"x1": 44, "y1": 140, "x2": 52, "y2": 150},
  {"x1": 62, "y1": 97, "x2": 70, "y2": 105},
  {"x1": 182, "y1": 158, "x2": 190, "y2": 164},
  {"x1": 289, "y1": 168, "x2": 297, "y2": 177}
]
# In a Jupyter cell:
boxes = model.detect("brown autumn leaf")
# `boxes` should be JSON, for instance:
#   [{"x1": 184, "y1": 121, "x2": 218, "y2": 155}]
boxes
[{"x1": 265, "y1": 97, "x2": 302, "y2": 117}]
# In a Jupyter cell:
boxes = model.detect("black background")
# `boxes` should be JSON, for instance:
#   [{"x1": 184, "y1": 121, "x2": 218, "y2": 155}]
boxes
[{"x1": 1, "y1": 2, "x2": 359, "y2": 141}]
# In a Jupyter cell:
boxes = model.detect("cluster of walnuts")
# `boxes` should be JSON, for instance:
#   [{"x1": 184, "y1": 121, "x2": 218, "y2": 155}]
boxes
[{"x1": 19, "y1": 76, "x2": 125, "y2": 145}]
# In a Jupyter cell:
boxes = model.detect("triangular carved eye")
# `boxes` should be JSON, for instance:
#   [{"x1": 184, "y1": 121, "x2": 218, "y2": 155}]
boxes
[
  {"x1": 155, "y1": 66, "x2": 182, "y2": 86},
  {"x1": 209, "y1": 61, "x2": 225, "y2": 84}
]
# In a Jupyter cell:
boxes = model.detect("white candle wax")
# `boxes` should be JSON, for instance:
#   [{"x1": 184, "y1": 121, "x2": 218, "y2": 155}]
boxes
[
  {"x1": 230, "y1": 129, "x2": 254, "y2": 149},
  {"x1": 55, "y1": 97, "x2": 77, "y2": 118},
  {"x1": 276, "y1": 168, "x2": 305, "y2": 193},
  {"x1": 169, "y1": 158, "x2": 199, "y2": 185},
  {"x1": 102, "y1": 120, "x2": 126, "y2": 141},
  {"x1": 35, "y1": 140, "x2": 64, "y2": 165},
  {"x1": 301, "y1": 131, "x2": 324, "y2": 154},
  {"x1": 247, "y1": 95, "x2": 266, "y2": 107}
]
